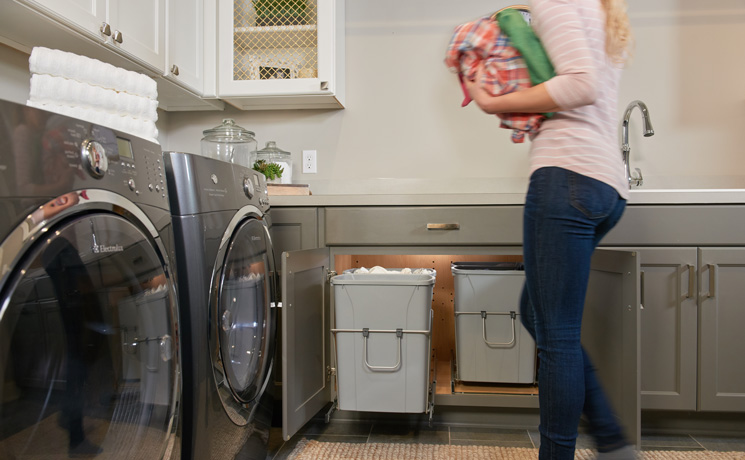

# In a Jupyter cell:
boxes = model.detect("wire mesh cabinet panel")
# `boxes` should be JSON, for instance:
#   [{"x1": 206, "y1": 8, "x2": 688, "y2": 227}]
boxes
[{"x1": 218, "y1": 0, "x2": 345, "y2": 110}]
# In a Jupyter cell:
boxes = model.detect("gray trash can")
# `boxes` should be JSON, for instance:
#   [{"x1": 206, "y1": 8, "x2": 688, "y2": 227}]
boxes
[
  {"x1": 331, "y1": 272, "x2": 435, "y2": 413},
  {"x1": 451, "y1": 262, "x2": 536, "y2": 384}
]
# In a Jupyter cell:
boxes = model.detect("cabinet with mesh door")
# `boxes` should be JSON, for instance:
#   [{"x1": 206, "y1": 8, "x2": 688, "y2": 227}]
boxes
[{"x1": 218, "y1": 0, "x2": 345, "y2": 110}]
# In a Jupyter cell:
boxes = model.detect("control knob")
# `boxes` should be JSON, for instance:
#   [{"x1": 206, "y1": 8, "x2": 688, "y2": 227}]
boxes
[
  {"x1": 243, "y1": 176, "x2": 255, "y2": 199},
  {"x1": 81, "y1": 139, "x2": 108, "y2": 178}
]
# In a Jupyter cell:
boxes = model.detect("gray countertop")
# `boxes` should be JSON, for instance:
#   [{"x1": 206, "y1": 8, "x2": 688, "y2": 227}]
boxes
[{"x1": 269, "y1": 189, "x2": 745, "y2": 207}]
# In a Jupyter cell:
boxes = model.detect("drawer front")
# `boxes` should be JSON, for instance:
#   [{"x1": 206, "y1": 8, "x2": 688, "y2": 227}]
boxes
[{"x1": 325, "y1": 206, "x2": 524, "y2": 246}]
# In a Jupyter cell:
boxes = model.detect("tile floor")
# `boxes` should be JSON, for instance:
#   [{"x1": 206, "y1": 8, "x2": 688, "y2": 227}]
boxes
[{"x1": 267, "y1": 416, "x2": 745, "y2": 459}]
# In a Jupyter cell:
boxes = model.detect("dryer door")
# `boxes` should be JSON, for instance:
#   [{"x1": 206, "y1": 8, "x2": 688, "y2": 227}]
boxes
[
  {"x1": 0, "y1": 211, "x2": 179, "y2": 458},
  {"x1": 212, "y1": 216, "x2": 276, "y2": 424}
]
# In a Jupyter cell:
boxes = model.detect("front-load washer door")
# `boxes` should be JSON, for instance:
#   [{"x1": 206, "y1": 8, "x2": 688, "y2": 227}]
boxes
[
  {"x1": 212, "y1": 217, "x2": 276, "y2": 425},
  {"x1": 0, "y1": 210, "x2": 179, "y2": 459}
]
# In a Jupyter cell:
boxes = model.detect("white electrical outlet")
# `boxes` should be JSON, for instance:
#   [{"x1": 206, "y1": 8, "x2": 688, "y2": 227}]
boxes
[{"x1": 302, "y1": 150, "x2": 317, "y2": 173}]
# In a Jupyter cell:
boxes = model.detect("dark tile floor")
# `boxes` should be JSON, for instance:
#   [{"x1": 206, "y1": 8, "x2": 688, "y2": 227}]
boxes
[{"x1": 267, "y1": 417, "x2": 745, "y2": 459}]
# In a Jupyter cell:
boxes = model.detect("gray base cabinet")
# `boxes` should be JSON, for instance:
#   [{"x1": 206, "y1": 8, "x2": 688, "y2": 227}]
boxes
[
  {"x1": 698, "y1": 248, "x2": 745, "y2": 412},
  {"x1": 272, "y1": 203, "x2": 745, "y2": 444},
  {"x1": 636, "y1": 248, "x2": 698, "y2": 411},
  {"x1": 276, "y1": 205, "x2": 641, "y2": 446},
  {"x1": 617, "y1": 247, "x2": 745, "y2": 412}
]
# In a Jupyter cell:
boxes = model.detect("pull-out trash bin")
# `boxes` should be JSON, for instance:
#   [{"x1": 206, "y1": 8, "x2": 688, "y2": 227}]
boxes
[
  {"x1": 451, "y1": 262, "x2": 536, "y2": 384},
  {"x1": 331, "y1": 271, "x2": 435, "y2": 413}
]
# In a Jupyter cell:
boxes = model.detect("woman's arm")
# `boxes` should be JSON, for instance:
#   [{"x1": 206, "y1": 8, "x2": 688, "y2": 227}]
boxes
[
  {"x1": 464, "y1": 71, "x2": 560, "y2": 114},
  {"x1": 464, "y1": 0, "x2": 599, "y2": 115}
]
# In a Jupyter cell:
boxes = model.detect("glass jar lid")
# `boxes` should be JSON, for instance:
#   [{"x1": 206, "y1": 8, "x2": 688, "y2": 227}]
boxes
[
  {"x1": 255, "y1": 141, "x2": 290, "y2": 157},
  {"x1": 202, "y1": 118, "x2": 255, "y2": 140}
]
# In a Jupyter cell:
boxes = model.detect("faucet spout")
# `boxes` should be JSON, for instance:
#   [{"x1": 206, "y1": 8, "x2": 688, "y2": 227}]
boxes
[
  {"x1": 622, "y1": 100, "x2": 654, "y2": 146},
  {"x1": 621, "y1": 100, "x2": 654, "y2": 187}
]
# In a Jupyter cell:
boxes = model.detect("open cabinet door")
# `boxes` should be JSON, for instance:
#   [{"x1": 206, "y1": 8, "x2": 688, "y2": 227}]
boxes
[
  {"x1": 282, "y1": 248, "x2": 332, "y2": 441},
  {"x1": 582, "y1": 249, "x2": 641, "y2": 446}
]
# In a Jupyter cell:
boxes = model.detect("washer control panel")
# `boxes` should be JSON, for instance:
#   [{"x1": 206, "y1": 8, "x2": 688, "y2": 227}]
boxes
[{"x1": 30, "y1": 110, "x2": 169, "y2": 208}]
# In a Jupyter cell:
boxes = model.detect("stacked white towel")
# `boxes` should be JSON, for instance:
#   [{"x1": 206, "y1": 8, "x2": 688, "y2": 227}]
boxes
[{"x1": 27, "y1": 47, "x2": 159, "y2": 143}]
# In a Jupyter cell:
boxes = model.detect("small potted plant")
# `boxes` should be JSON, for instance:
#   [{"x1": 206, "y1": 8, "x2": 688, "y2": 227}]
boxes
[
  {"x1": 253, "y1": 159, "x2": 284, "y2": 183},
  {"x1": 253, "y1": 0, "x2": 307, "y2": 26}
]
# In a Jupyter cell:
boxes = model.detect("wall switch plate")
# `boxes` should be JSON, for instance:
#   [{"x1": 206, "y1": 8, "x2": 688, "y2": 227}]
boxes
[{"x1": 302, "y1": 150, "x2": 317, "y2": 173}]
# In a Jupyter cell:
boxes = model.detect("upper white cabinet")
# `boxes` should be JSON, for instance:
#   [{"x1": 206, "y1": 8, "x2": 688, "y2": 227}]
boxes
[
  {"x1": 166, "y1": 0, "x2": 205, "y2": 94},
  {"x1": 28, "y1": 0, "x2": 166, "y2": 73},
  {"x1": 217, "y1": 0, "x2": 345, "y2": 110}
]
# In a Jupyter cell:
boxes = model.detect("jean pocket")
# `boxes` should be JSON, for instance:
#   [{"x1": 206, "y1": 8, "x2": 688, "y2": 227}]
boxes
[{"x1": 569, "y1": 172, "x2": 618, "y2": 220}]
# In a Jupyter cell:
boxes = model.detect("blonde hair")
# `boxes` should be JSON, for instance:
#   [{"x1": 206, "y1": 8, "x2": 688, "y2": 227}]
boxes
[{"x1": 601, "y1": 0, "x2": 634, "y2": 64}]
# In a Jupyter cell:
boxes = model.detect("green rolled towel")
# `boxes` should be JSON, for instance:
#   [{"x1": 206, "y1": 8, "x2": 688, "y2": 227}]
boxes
[{"x1": 496, "y1": 8, "x2": 555, "y2": 86}]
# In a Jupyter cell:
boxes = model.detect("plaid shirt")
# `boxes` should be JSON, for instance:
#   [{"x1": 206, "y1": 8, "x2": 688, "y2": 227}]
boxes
[{"x1": 445, "y1": 16, "x2": 545, "y2": 143}]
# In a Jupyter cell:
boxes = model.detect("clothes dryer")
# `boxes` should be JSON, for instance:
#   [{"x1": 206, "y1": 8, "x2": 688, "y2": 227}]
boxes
[
  {"x1": 163, "y1": 152, "x2": 277, "y2": 460},
  {"x1": 0, "y1": 99, "x2": 181, "y2": 459}
]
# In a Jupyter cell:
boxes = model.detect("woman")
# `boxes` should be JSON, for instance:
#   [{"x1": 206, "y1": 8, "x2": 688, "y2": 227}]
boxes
[{"x1": 464, "y1": 1, "x2": 636, "y2": 459}]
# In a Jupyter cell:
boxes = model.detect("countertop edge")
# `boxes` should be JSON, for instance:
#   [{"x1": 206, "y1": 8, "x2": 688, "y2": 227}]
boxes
[{"x1": 268, "y1": 190, "x2": 745, "y2": 207}]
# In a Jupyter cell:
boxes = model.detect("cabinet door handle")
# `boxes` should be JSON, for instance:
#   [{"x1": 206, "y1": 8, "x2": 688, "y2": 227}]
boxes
[
  {"x1": 426, "y1": 223, "x2": 459, "y2": 230},
  {"x1": 171, "y1": 65, "x2": 180, "y2": 76},
  {"x1": 100, "y1": 22, "x2": 111, "y2": 36},
  {"x1": 702, "y1": 263, "x2": 717, "y2": 299},
  {"x1": 682, "y1": 264, "x2": 695, "y2": 299},
  {"x1": 113, "y1": 30, "x2": 123, "y2": 44},
  {"x1": 640, "y1": 270, "x2": 645, "y2": 309}
]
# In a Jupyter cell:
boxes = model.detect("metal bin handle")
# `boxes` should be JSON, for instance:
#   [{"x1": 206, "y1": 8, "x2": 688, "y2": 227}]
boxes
[
  {"x1": 363, "y1": 328, "x2": 403, "y2": 372},
  {"x1": 481, "y1": 311, "x2": 517, "y2": 347}
]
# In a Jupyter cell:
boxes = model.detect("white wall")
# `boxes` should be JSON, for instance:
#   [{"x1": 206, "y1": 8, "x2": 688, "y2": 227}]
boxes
[{"x1": 3, "y1": 1, "x2": 744, "y2": 194}]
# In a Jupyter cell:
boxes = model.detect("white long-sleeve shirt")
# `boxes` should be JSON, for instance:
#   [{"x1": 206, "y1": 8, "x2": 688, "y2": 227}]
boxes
[{"x1": 529, "y1": 0, "x2": 628, "y2": 199}]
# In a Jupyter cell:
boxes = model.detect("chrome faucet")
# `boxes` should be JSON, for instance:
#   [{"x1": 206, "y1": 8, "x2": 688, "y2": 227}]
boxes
[{"x1": 621, "y1": 100, "x2": 654, "y2": 187}]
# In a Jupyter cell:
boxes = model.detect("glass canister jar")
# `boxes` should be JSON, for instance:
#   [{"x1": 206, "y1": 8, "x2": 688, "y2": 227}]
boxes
[
  {"x1": 252, "y1": 141, "x2": 293, "y2": 184},
  {"x1": 201, "y1": 118, "x2": 257, "y2": 167}
]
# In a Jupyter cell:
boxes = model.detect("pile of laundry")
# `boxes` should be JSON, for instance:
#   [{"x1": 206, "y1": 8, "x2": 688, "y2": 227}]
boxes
[
  {"x1": 27, "y1": 47, "x2": 159, "y2": 143},
  {"x1": 351, "y1": 267, "x2": 435, "y2": 276},
  {"x1": 444, "y1": 8, "x2": 555, "y2": 143}
]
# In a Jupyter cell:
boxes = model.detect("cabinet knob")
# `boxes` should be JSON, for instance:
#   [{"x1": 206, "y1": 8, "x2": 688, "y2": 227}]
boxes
[
  {"x1": 100, "y1": 22, "x2": 111, "y2": 36},
  {"x1": 113, "y1": 30, "x2": 123, "y2": 44},
  {"x1": 170, "y1": 65, "x2": 180, "y2": 76}
]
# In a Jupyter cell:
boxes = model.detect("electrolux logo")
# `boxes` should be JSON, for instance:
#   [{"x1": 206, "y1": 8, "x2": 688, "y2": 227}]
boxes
[{"x1": 92, "y1": 243, "x2": 124, "y2": 253}]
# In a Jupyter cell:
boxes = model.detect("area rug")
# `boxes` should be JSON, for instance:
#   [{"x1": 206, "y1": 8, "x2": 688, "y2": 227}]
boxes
[{"x1": 287, "y1": 439, "x2": 745, "y2": 460}]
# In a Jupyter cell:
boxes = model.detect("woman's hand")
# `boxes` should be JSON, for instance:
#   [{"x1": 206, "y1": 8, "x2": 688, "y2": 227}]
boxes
[{"x1": 463, "y1": 65, "x2": 496, "y2": 113}]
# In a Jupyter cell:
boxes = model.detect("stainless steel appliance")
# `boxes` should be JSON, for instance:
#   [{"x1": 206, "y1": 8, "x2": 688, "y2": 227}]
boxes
[
  {"x1": 0, "y1": 99, "x2": 181, "y2": 459},
  {"x1": 163, "y1": 151, "x2": 277, "y2": 460}
]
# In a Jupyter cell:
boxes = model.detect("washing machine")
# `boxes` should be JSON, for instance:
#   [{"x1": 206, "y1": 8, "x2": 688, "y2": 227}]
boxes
[
  {"x1": 163, "y1": 151, "x2": 277, "y2": 460},
  {"x1": 0, "y1": 99, "x2": 181, "y2": 459}
]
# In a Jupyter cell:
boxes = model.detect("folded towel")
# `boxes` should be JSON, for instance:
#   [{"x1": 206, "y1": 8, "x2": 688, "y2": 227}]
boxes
[
  {"x1": 30, "y1": 74, "x2": 158, "y2": 122},
  {"x1": 29, "y1": 47, "x2": 158, "y2": 100},
  {"x1": 26, "y1": 100, "x2": 159, "y2": 144}
]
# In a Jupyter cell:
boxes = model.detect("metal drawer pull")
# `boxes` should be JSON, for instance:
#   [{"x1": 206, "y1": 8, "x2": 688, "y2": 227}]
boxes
[
  {"x1": 455, "y1": 310, "x2": 517, "y2": 347},
  {"x1": 426, "y1": 223, "x2": 460, "y2": 230}
]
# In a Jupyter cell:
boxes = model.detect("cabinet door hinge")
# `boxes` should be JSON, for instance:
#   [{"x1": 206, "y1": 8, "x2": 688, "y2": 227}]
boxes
[
  {"x1": 326, "y1": 366, "x2": 336, "y2": 381},
  {"x1": 326, "y1": 270, "x2": 337, "y2": 282}
]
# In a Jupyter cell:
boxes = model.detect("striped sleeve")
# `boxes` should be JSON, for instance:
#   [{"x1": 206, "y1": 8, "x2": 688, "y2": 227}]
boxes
[{"x1": 530, "y1": 0, "x2": 599, "y2": 109}]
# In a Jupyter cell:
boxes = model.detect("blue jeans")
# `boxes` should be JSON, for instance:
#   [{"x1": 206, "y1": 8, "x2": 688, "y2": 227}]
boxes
[{"x1": 520, "y1": 167, "x2": 628, "y2": 459}]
